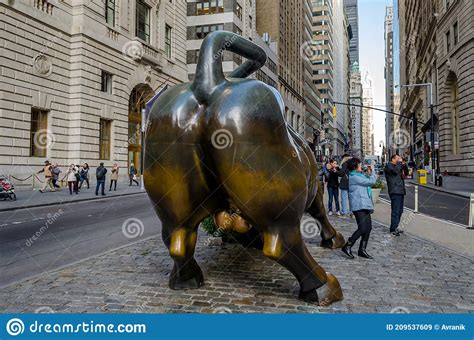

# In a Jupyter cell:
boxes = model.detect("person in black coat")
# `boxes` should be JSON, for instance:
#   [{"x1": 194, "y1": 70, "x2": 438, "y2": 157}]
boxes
[
  {"x1": 325, "y1": 159, "x2": 344, "y2": 216},
  {"x1": 384, "y1": 154, "x2": 406, "y2": 236}
]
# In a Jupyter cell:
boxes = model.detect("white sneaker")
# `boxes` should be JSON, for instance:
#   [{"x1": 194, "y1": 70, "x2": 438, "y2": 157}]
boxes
[
  {"x1": 328, "y1": 211, "x2": 333, "y2": 216},
  {"x1": 336, "y1": 211, "x2": 341, "y2": 216}
]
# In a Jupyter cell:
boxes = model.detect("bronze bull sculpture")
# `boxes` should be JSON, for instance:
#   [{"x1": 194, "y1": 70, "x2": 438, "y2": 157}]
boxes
[{"x1": 144, "y1": 31, "x2": 344, "y2": 306}]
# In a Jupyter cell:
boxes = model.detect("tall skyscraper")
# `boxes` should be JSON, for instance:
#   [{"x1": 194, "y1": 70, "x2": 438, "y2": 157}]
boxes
[
  {"x1": 257, "y1": 0, "x2": 307, "y2": 135},
  {"x1": 343, "y1": 0, "x2": 359, "y2": 67},
  {"x1": 350, "y1": 63, "x2": 363, "y2": 157},
  {"x1": 362, "y1": 71, "x2": 375, "y2": 156},
  {"x1": 384, "y1": 6, "x2": 394, "y2": 157},
  {"x1": 311, "y1": 0, "x2": 335, "y2": 157}
]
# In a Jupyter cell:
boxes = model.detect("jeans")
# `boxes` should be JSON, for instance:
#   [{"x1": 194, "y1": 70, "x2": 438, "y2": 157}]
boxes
[
  {"x1": 389, "y1": 194, "x2": 405, "y2": 232},
  {"x1": 340, "y1": 189, "x2": 349, "y2": 215},
  {"x1": 348, "y1": 209, "x2": 373, "y2": 246},
  {"x1": 327, "y1": 186, "x2": 340, "y2": 212},
  {"x1": 95, "y1": 179, "x2": 105, "y2": 195},
  {"x1": 79, "y1": 176, "x2": 89, "y2": 189}
]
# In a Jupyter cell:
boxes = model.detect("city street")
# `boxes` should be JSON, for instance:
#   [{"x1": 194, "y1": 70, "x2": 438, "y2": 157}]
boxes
[
  {"x1": 0, "y1": 195, "x2": 472, "y2": 313},
  {"x1": 0, "y1": 193, "x2": 159, "y2": 287},
  {"x1": 380, "y1": 181, "x2": 470, "y2": 226}
]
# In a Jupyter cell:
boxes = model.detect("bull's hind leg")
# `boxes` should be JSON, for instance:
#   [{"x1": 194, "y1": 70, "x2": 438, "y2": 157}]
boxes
[
  {"x1": 262, "y1": 226, "x2": 343, "y2": 305},
  {"x1": 306, "y1": 182, "x2": 345, "y2": 249},
  {"x1": 162, "y1": 222, "x2": 204, "y2": 289}
]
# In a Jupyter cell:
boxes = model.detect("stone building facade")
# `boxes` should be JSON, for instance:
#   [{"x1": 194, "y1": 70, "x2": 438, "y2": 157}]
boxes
[
  {"x1": 398, "y1": 0, "x2": 474, "y2": 177},
  {"x1": 349, "y1": 62, "x2": 363, "y2": 158},
  {"x1": 435, "y1": 0, "x2": 474, "y2": 176},
  {"x1": 0, "y1": 0, "x2": 187, "y2": 184}
]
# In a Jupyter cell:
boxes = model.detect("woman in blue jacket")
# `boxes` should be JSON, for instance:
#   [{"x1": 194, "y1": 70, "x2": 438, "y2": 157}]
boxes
[{"x1": 342, "y1": 157, "x2": 377, "y2": 259}]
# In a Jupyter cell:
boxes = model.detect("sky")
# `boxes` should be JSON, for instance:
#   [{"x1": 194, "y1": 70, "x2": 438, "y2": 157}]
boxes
[{"x1": 358, "y1": 0, "x2": 392, "y2": 155}]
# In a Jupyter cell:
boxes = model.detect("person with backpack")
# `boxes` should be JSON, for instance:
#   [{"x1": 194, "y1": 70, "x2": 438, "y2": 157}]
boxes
[
  {"x1": 339, "y1": 154, "x2": 351, "y2": 218},
  {"x1": 95, "y1": 162, "x2": 107, "y2": 196},
  {"x1": 384, "y1": 154, "x2": 407, "y2": 236},
  {"x1": 51, "y1": 162, "x2": 61, "y2": 189},
  {"x1": 325, "y1": 159, "x2": 344, "y2": 216}
]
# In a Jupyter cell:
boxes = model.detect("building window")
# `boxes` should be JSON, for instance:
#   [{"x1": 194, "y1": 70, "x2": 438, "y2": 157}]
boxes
[
  {"x1": 446, "y1": 30, "x2": 451, "y2": 52},
  {"x1": 453, "y1": 21, "x2": 459, "y2": 45},
  {"x1": 196, "y1": 0, "x2": 224, "y2": 15},
  {"x1": 165, "y1": 25, "x2": 172, "y2": 58},
  {"x1": 101, "y1": 71, "x2": 113, "y2": 93},
  {"x1": 195, "y1": 24, "x2": 224, "y2": 39},
  {"x1": 105, "y1": 0, "x2": 115, "y2": 26},
  {"x1": 99, "y1": 119, "x2": 112, "y2": 160},
  {"x1": 136, "y1": 0, "x2": 150, "y2": 43},
  {"x1": 30, "y1": 108, "x2": 49, "y2": 157},
  {"x1": 234, "y1": 3, "x2": 242, "y2": 19}
]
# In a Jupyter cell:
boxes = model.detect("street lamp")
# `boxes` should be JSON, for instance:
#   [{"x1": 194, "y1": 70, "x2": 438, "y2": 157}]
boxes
[{"x1": 398, "y1": 83, "x2": 436, "y2": 183}]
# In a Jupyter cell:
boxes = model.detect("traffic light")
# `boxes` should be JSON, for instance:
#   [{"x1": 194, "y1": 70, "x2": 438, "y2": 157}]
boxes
[{"x1": 332, "y1": 105, "x2": 337, "y2": 118}]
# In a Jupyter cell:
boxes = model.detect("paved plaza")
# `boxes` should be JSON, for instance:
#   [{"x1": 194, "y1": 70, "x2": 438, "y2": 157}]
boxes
[{"x1": 1, "y1": 216, "x2": 472, "y2": 314}]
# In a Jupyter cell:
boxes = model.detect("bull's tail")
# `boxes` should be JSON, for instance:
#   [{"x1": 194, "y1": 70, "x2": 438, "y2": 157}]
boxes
[{"x1": 191, "y1": 31, "x2": 267, "y2": 104}]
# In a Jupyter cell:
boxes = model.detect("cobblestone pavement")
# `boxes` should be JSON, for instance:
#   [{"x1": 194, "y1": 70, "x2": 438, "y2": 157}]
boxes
[{"x1": 0, "y1": 216, "x2": 472, "y2": 314}]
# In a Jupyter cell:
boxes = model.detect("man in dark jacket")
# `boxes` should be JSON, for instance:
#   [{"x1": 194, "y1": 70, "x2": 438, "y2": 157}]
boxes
[
  {"x1": 384, "y1": 154, "x2": 406, "y2": 236},
  {"x1": 95, "y1": 162, "x2": 107, "y2": 196},
  {"x1": 326, "y1": 159, "x2": 344, "y2": 216}
]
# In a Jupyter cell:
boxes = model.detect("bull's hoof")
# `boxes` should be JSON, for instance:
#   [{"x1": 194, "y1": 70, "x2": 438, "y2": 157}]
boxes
[
  {"x1": 298, "y1": 273, "x2": 343, "y2": 306},
  {"x1": 169, "y1": 264, "x2": 204, "y2": 290},
  {"x1": 320, "y1": 232, "x2": 345, "y2": 249}
]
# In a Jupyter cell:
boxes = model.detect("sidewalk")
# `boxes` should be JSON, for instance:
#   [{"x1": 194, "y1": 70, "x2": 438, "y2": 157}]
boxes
[
  {"x1": 372, "y1": 199, "x2": 473, "y2": 258},
  {"x1": 0, "y1": 183, "x2": 144, "y2": 212},
  {"x1": 409, "y1": 172, "x2": 474, "y2": 198}
]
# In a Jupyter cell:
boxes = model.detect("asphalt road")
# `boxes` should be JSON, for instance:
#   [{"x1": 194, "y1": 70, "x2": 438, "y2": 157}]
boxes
[
  {"x1": 0, "y1": 194, "x2": 161, "y2": 288},
  {"x1": 380, "y1": 181, "x2": 470, "y2": 226}
]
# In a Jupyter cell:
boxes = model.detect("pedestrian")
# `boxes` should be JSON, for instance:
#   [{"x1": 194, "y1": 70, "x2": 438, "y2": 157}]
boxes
[
  {"x1": 38, "y1": 160, "x2": 55, "y2": 193},
  {"x1": 110, "y1": 163, "x2": 119, "y2": 191},
  {"x1": 341, "y1": 157, "x2": 377, "y2": 259},
  {"x1": 95, "y1": 162, "x2": 107, "y2": 196},
  {"x1": 325, "y1": 159, "x2": 343, "y2": 216},
  {"x1": 339, "y1": 154, "x2": 351, "y2": 218},
  {"x1": 384, "y1": 154, "x2": 406, "y2": 236},
  {"x1": 78, "y1": 163, "x2": 90, "y2": 189},
  {"x1": 66, "y1": 164, "x2": 79, "y2": 195},
  {"x1": 129, "y1": 162, "x2": 139, "y2": 186},
  {"x1": 51, "y1": 162, "x2": 61, "y2": 189}
]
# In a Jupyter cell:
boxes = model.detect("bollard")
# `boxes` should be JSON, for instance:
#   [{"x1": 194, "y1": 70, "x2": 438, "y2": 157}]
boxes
[
  {"x1": 32, "y1": 173, "x2": 35, "y2": 190},
  {"x1": 414, "y1": 185, "x2": 419, "y2": 214},
  {"x1": 468, "y1": 193, "x2": 474, "y2": 230}
]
